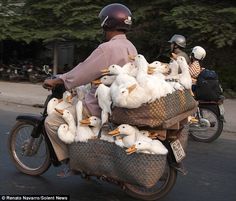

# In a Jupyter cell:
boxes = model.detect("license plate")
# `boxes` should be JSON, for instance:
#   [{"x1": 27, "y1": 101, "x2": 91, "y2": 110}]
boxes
[
  {"x1": 170, "y1": 139, "x2": 186, "y2": 163},
  {"x1": 219, "y1": 104, "x2": 225, "y2": 116}
]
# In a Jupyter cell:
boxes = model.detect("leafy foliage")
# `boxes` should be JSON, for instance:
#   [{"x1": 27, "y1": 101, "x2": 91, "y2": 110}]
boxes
[{"x1": 1, "y1": 0, "x2": 236, "y2": 89}]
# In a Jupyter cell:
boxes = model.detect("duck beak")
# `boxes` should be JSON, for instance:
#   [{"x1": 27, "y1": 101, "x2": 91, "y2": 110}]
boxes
[
  {"x1": 54, "y1": 108, "x2": 64, "y2": 115},
  {"x1": 92, "y1": 79, "x2": 102, "y2": 85},
  {"x1": 126, "y1": 145, "x2": 137, "y2": 155},
  {"x1": 148, "y1": 66, "x2": 156, "y2": 70},
  {"x1": 128, "y1": 54, "x2": 135, "y2": 61},
  {"x1": 66, "y1": 95, "x2": 73, "y2": 103},
  {"x1": 147, "y1": 67, "x2": 155, "y2": 74},
  {"x1": 108, "y1": 128, "x2": 120, "y2": 136},
  {"x1": 101, "y1": 68, "x2": 110, "y2": 75},
  {"x1": 79, "y1": 118, "x2": 91, "y2": 125},
  {"x1": 171, "y1": 53, "x2": 178, "y2": 60},
  {"x1": 148, "y1": 131, "x2": 159, "y2": 139},
  {"x1": 127, "y1": 84, "x2": 136, "y2": 93}
]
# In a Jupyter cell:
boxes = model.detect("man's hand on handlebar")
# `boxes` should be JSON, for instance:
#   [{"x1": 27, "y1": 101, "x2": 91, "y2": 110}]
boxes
[{"x1": 43, "y1": 78, "x2": 64, "y2": 90}]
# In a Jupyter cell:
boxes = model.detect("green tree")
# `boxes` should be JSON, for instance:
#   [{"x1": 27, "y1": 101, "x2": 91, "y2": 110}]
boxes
[{"x1": 17, "y1": 0, "x2": 106, "y2": 73}]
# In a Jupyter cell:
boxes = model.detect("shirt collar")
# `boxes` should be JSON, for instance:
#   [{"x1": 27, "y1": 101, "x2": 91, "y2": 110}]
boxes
[{"x1": 110, "y1": 34, "x2": 127, "y2": 41}]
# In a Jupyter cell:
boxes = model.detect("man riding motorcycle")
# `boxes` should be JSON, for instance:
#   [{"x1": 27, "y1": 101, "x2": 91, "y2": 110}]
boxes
[{"x1": 42, "y1": 3, "x2": 138, "y2": 177}]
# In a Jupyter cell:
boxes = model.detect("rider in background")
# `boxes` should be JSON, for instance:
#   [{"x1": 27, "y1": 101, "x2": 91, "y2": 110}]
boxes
[
  {"x1": 189, "y1": 46, "x2": 206, "y2": 92},
  {"x1": 168, "y1": 34, "x2": 190, "y2": 64}
]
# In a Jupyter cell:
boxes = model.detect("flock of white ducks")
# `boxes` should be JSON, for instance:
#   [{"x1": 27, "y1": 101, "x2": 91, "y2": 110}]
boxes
[{"x1": 47, "y1": 53, "x2": 192, "y2": 155}]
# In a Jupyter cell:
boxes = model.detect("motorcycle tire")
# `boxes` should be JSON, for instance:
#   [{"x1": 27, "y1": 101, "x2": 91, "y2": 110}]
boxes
[
  {"x1": 124, "y1": 164, "x2": 177, "y2": 201},
  {"x1": 8, "y1": 121, "x2": 51, "y2": 176},
  {"x1": 189, "y1": 105, "x2": 223, "y2": 143}
]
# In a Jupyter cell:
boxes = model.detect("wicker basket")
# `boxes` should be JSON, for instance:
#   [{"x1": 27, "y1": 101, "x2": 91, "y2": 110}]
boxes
[
  {"x1": 110, "y1": 89, "x2": 197, "y2": 128},
  {"x1": 69, "y1": 140, "x2": 167, "y2": 188}
]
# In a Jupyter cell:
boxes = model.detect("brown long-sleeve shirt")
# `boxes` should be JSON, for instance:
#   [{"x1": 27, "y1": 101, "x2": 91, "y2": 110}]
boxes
[{"x1": 59, "y1": 34, "x2": 137, "y2": 117}]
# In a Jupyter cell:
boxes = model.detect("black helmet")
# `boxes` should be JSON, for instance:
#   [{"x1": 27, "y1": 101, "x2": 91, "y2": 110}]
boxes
[
  {"x1": 99, "y1": 3, "x2": 132, "y2": 32},
  {"x1": 168, "y1": 34, "x2": 186, "y2": 48}
]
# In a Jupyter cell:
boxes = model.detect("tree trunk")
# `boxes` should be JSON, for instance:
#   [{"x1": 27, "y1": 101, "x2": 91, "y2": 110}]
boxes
[{"x1": 53, "y1": 41, "x2": 59, "y2": 75}]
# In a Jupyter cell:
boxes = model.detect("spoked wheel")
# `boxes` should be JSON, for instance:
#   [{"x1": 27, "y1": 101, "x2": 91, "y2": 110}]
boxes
[
  {"x1": 8, "y1": 121, "x2": 51, "y2": 175},
  {"x1": 189, "y1": 106, "x2": 223, "y2": 143},
  {"x1": 124, "y1": 164, "x2": 177, "y2": 201}
]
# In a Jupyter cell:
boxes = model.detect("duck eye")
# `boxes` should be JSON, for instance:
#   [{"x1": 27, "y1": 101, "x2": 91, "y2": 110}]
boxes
[
  {"x1": 138, "y1": 143, "x2": 141, "y2": 145},
  {"x1": 121, "y1": 91, "x2": 125, "y2": 93},
  {"x1": 122, "y1": 126, "x2": 125, "y2": 128}
]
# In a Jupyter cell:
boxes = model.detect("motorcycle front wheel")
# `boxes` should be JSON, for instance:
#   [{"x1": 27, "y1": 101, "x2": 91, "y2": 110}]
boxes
[
  {"x1": 189, "y1": 106, "x2": 223, "y2": 143},
  {"x1": 124, "y1": 164, "x2": 177, "y2": 201},
  {"x1": 8, "y1": 121, "x2": 51, "y2": 175}
]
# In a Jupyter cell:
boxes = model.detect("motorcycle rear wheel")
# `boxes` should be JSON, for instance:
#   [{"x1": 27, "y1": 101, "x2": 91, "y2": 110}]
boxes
[
  {"x1": 189, "y1": 106, "x2": 223, "y2": 143},
  {"x1": 124, "y1": 164, "x2": 177, "y2": 201},
  {"x1": 8, "y1": 121, "x2": 51, "y2": 175}
]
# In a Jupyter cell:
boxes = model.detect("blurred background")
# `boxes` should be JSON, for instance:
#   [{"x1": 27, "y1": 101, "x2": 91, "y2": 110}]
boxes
[{"x1": 0, "y1": 0, "x2": 235, "y2": 96}]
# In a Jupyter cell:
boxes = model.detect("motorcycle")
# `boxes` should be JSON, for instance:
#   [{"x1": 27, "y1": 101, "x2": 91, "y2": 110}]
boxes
[
  {"x1": 189, "y1": 96, "x2": 225, "y2": 143},
  {"x1": 28, "y1": 65, "x2": 52, "y2": 83},
  {"x1": 8, "y1": 76, "x2": 195, "y2": 200},
  {"x1": 8, "y1": 63, "x2": 29, "y2": 82}
]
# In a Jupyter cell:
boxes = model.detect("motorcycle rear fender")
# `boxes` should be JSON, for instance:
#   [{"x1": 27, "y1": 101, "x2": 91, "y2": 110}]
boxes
[{"x1": 16, "y1": 115, "x2": 45, "y2": 138}]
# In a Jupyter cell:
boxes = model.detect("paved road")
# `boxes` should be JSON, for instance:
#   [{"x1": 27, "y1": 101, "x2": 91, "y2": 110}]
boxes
[{"x1": 0, "y1": 103, "x2": 236, "y2": 201}]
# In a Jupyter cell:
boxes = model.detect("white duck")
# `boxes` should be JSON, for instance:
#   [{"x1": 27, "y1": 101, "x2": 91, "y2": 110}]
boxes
[
  {"x1": 122, "y1": 62, "x2": 138, "y2": 77},
  {"x1": 55, "y1": 91, "x2": 73, "y2": 110},
  {"x1": 148, "y1": 61, "x2": 170, "y2": 79},
  {"x1": 47, "y1": 97, "x2": 61, "y2": 115},
  {"x1": 92, "y1": 75, "x2": 116, "y2": 86},
  {"x1": 101, "y1": 64, "x2": 137, "y2": 101},
  {"x1": 95, "y1": 83, "x2": 112, "y2": 124},
  {"x1": 165, "y1": 59, "x2": 185, "y2": 91},
  {"x1": 55, "y1": 109, "x2": 77, "y2": 137},
  {"x1": 126, "y1": 140, "x2": 168, "y2": 155},
  {"x1": 74, "y1": 101, "x2": 95, "y2": 142},
  {"x1": 57, "y1": 124, "x2": 75, "y2": 144},
  {"x1": 135, "y1": 54, "x2": 173, "y2": 102},
  {"x1": 101, "y1": 63, "x2": 135, "y2": 76},
  {"x1": 108, "y1": 124, "x2": 152, "y2": 148},
  {"x1": 113, "y1": 83, "x2": 149, "y2": 108},
  {"x1": 79, "y1": 116, "x2": 102, "y2": 137},
  {"x1": 166, "y1": 54, "x2": 192, "y2": 90},
  {"x1": 176, "y1": 55, "x2": 192, "y2": 90}
]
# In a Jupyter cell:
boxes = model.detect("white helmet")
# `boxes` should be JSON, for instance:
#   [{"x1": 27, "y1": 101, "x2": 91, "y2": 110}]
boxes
[{"x1": 191, "y1": 46, "x2": 206, "y2": 60}]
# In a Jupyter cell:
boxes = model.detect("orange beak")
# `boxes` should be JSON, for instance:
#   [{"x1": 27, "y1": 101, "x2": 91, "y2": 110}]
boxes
[
  {"x1": 54, "y1": 108, "x2": 64, "y2": 115},
  {"x1": 128, "y1": 54, "x2": 135, "y2": 61},
  {"x1": 148, "y1": 131, "x2": 159, "y2": 139},
  {"x1": 92, "y1": 79, "x2": 102, "y2": 85},
  {"x1": 108, "y1": 128, "x2": 120, "y2": 136},
  {"x1": 147, "y1": 67, "x2": 156, "y2": 74},
  {"x1": 127, "y1": 84, "x2": 137, "y2": 93},
  {"x1": 126, "y1": 145, "x2": 137, "y2": 155},
  {"x1": 79, "y1": 118, "x2": 91, "y2": 125},
  {"x1": 101, "y1": 68, "x2": 110, "y2": 75},
  {"x1": 171, "y1": 53, "x2": 178, "y2": 60},
  {"x1": 66, "y1": 95, "x2": 73, "y2": 103}
]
